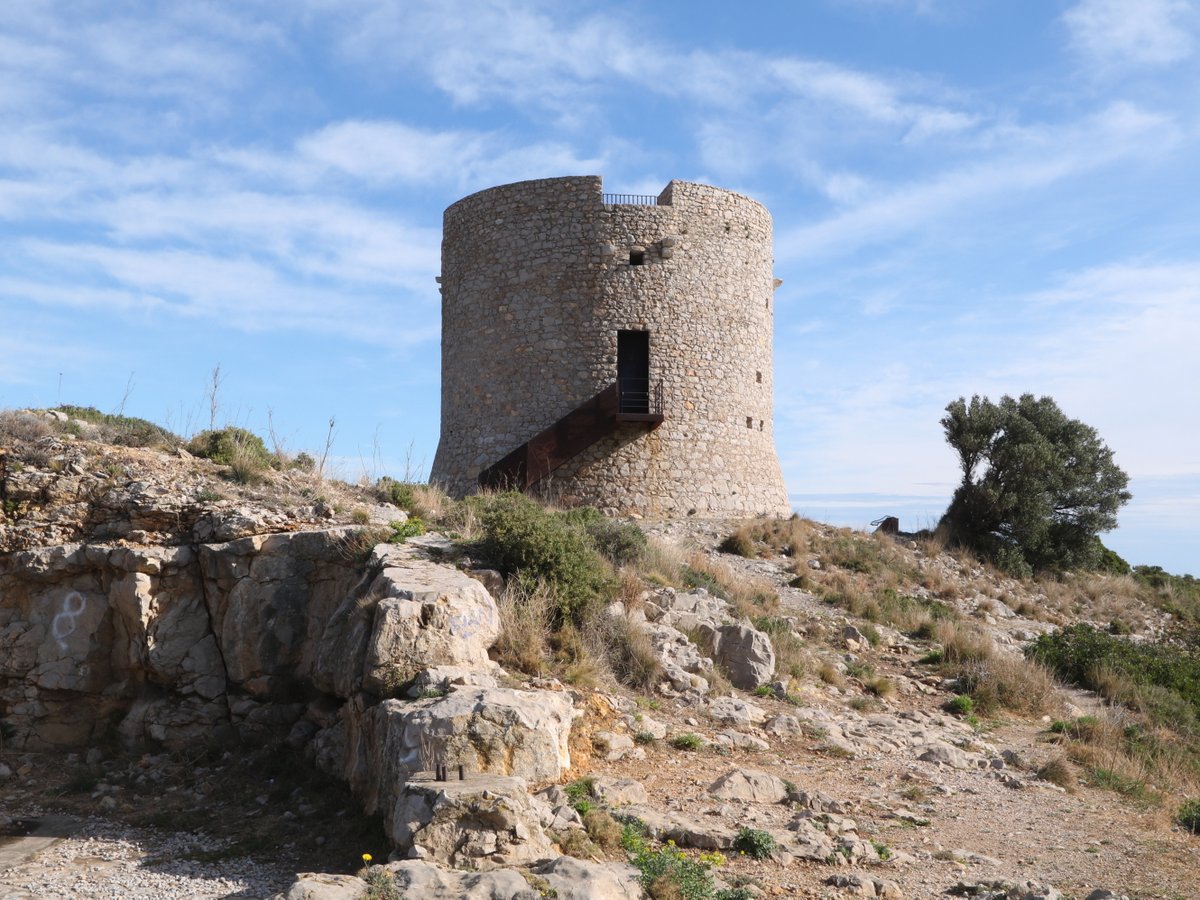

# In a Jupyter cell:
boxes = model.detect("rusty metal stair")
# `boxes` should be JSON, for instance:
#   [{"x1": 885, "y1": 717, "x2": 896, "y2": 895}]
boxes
[{"x1": 478, "y1": 382, "x2": 663, "y2": 492}]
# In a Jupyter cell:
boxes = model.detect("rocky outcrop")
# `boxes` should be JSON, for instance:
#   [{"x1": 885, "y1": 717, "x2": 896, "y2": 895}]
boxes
[{"x1": 0, "y1": 522, "x2": 573, "y2": 860}]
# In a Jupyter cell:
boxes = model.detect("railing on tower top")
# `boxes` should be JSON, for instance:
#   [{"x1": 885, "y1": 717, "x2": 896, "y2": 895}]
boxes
[{"x1": 603, "y1": 193, "x2": 658, "y2": 206}]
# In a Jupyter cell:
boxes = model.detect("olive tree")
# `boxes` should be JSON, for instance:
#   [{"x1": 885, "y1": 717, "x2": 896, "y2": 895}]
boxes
[{"x1": 938, "y1": 394, "x2": 1131, "y2": 575}]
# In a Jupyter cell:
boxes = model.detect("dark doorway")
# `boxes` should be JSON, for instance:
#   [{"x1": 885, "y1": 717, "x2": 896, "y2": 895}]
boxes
[{"x1": 617, "y1": 330, "x2": 650, "y2": 414}]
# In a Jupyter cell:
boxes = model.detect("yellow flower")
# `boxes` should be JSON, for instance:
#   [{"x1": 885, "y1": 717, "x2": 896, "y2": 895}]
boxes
[{"x1": 362, "y1": 853, "x2": 373, "y2": 865}]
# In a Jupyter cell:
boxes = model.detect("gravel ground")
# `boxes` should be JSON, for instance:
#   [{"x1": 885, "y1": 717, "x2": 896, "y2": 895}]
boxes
[{"x1": 0, "y1": 812, "x2": 295, "y2": 899}]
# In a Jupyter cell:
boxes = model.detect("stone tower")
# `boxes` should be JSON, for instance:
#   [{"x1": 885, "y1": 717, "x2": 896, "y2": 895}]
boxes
[{"x1": 430, "y1": 176, "x2": 790, "y2": 518}]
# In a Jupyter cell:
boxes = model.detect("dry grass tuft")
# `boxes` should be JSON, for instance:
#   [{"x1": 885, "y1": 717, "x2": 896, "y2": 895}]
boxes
[
  {"x1": 1037, "y1": 755, "x2": 1077, "y2": 791},
  {"x1": 491, "y1": 580, "x2": 555, "y2": 676}
]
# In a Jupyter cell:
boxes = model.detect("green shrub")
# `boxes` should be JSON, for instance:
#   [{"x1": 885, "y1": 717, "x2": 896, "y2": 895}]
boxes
[
  {"x1": 669, "y1": 733, "x2": 704, "y2": 751},
  {"x1": 564, "y1": 776, "x2": 596, "y2": 812},
  {"x1": 622, "y1": 827, "x2": 715, "y2": 900},
  {"x1": 1028, "y1": 624, "x2": 1200, "y2": 733},
  {"x1": 55, "y1": 405, "x2": 180, "y2": 448},
  {"x1": 1177, "y1": 798, "x2": 1200, "y2": 834},
  {"x1": 377, "y1": 477, "x2": 416, "y2": 511},
  {"x1": 362, "y1": 867, "x2": 402, "y2": 900},
  {"x1": 187, "y1": 427, "x2": 276, "y2": 470},
  {"x1": 946, "y1": 694, "x2": 975, "y2": 716},
  {"x1": 732, "y1": 827, "x2": 775, "y2": 860},
  {"x1": 470, "y1": 493, "x2": 616, "y2": 625},
  {"x1": 581, "y1": 515, "x2": 649, "y2": 567},
  {"x1": 387, "y1": 518, "x2": 426, "y2": 542}
]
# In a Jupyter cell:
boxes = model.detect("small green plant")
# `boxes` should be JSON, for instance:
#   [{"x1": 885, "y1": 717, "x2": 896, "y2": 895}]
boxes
[
  {"x1": 362, "y1": 865, "x2": 402, "y2": 900},
  {"x1": 564, "y1": 776, "x2": 597, "y2": 813},
  {"x1": 871, "y1": 840, "x2": 893, "y2": 860},
  {"x1": 1176, "y1": 798, "x2": 1200, "y2": 834},
  {"x1": 732, "y1": 827, "x2": 775, "y2": 860},
  {"x1": 388, "y1": 518, "x2": 426, "y2": 542},
  {"x1": 377, "y1": 476, "x2": 417, "y2": 511},
  {"x1": 623, "y1": 830, "x2": 715, "y2": 900},
  {"x1": 753, "y1": 684, "x2": 773, "y2": 698},
  {"x1": 669, "y1": 733, "x2": 704, "y2": 751},
  {"x1": 715, "y1": 890, "x2": 755, "y2": 900},
  {"x1": 634, "y1": 731, "x2": 658, "y2": 745},
  {"x1": 946, "y1": 694, "x2": 975, "y2": 716}
]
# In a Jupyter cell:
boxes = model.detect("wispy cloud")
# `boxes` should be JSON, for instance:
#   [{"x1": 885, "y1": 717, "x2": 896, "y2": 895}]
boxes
[
  {"x1": 1063, "y1": 0, "x2": 1195, "y2": 71},
  {"x1": 776, "y1": 101, "x2": 1178, "y2": 261}
]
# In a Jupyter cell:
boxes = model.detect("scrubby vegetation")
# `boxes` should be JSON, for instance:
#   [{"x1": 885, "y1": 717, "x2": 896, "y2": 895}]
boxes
[{"x1": 937, "y1": 393, "x2": 1130, "y2": 576}]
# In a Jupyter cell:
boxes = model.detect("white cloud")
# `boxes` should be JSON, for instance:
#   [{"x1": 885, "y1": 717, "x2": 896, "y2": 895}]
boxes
[
  {"x1": 776, "y1": 102, "x2": 1178, "y2": 261},
  {"x1": 1063, "y1": 0, "x2": 1195, "y2": 70}
]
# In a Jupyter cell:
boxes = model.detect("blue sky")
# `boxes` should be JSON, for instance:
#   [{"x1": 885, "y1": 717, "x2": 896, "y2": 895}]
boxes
[{"x1": 2, "y1": 0, "x2": 1197, "y2": 575}]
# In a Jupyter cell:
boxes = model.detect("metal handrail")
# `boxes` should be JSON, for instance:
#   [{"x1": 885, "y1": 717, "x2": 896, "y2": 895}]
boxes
[
  {"x1": 618, "y1": 377, "x2": 663, "y2": 415},
  {"x1": 603, "y1": 193, "x2": 658, "y2": 206}
]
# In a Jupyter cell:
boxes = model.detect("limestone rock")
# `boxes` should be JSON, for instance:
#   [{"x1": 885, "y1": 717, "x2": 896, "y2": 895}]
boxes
[
  {"x1": 352, "y1": 688, "x2": 573, "y2": 821},
  {"x1": 705, "y1": 622, "x2": 775, "y2": 689},
  {"x1": 706, "y1": 695, "x2": 768, "y2": 727},
  {"x1": 360, "y1": 546, "x2": 500, "y2": 694},
  {"x1": 533, "y1": 855, "x2": 644, "y2": 899},
  {"x1": 390, "y1": 775, "x2": 555, "y2": 868},
  {"x1": 623, "y1": 805, "x2": 736, "y2": 849},
  {"x1": 708, "y1": 767, "x2": 788, "y2": 803},
  {"x1": 590, "y1": 776, "x2": 647, "y2": 806},
  {"x1": 283, "y1": 873, "x2": 367, "y2": 900},
  {"x1": 384, "y1": 859, "x2": 539, "y2": 898}
]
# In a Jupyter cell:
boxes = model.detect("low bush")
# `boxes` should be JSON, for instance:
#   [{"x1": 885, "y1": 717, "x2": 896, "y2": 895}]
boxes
[
  {"x1": 1037, "y1": 755, "x2": 1076, "y2": 791},
  {"x1": 732, "y1": 827, "x2": 775, "y2": 860},
  {"x1": 56, "y1": 405, "x2": 181, "y2": 448},
  {"x1": 669, "y1": 733, "x2": 704, "y2": 751},
  {"x1": 469, "y1": 492, "x2": 616, "y2": 625},
  {"x1": 187, "y1": 426, "x2": 276, "y2": 482},
  {"x1": 1027, "y1": 624, "x2": 1200, "y2": 734},
  {"x1": 561, "y1": 506, "x2": 647, "y2": 565},
  {"x1": 718, "y1": 529, "x2": 755, "y2": 558},
  {"x1": 946, "y1": 695, "x2": 975, "y2": 716},
  {"x1": 622, "y1": 824, "x2": 715, "y2": 900},
  {"x1": 1177, "y1": 798, "x2": 1200, "y2": 834}
]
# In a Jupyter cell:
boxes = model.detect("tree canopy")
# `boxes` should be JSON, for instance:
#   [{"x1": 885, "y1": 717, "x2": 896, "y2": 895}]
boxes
[{"x1": 938, "y1": 393, "x2": 1131, "y2": 575}]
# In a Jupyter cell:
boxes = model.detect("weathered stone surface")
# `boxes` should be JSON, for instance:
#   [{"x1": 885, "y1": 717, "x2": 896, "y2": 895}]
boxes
[
  {"x1": 590, "y1": 776, "x2": 647, "y2": 806},
  {"x1": 390, "y1": 775, "x2": 555, "y2": 868},
  {"x1": 623, "y1": 805, "x2": 737, "y2": 850},
  {"x1": 346, "y1": 688, "x2": 574, "y2": 821},
  {"x1": 705, "y1": 622, "x2": 775, "y2": 689},
  {"x1": 384, "y1": 859, "x2": 539, "y2": 898},
  {"x1": 358, "y1": 546, "x2": 500, "y2": 694},
  {"x1": 638, "y1": 621, "x2": 712, "y2": 694},
  {"x1": 706, "y1": 695, "x2": 768, "y2": 727},
  {"x1": 282, "y1": 873, "x2": 367, "y2": 900},
  {"x1": 708, "y1": 767, "x2": 788, "y2": 803},
  {"x1": 533, "y1": 856, "x2": 644, "y2": 899}
]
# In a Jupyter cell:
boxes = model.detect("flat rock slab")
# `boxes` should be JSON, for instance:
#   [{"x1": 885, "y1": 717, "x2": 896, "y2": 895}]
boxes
[{"x1": 0, "y1": 815, "x2": 78, "y2": 869}]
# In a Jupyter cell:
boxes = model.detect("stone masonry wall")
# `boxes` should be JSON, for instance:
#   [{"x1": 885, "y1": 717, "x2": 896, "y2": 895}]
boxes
[{"x1": 430, "y1": 176, "x2": 790, "y2": 517}]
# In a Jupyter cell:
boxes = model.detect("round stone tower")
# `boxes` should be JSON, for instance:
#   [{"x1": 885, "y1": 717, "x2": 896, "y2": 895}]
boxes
[{"x1": 431, "y1": 176, "x2": 790, "y2": 518}]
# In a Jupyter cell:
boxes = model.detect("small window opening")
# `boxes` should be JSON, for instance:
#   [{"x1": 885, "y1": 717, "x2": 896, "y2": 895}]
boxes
[
  {"x1": 755, "y1": 371, "x2": 762, "y2": 383},
  {"x1": 629, "y1": 246, "x2": 645, "y2": 266},
  {"x1": 759, "y1": 420, "x2": 764, "y2": 431},
  {"x1": 746, "y1": 417, "x2": 753, "y2": 429}
]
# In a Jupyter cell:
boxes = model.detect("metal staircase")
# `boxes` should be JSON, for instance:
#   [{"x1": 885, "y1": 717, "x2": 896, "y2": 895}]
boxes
[{"x1": 477, "y1": 381, "x2": 663, "y2": 491}]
